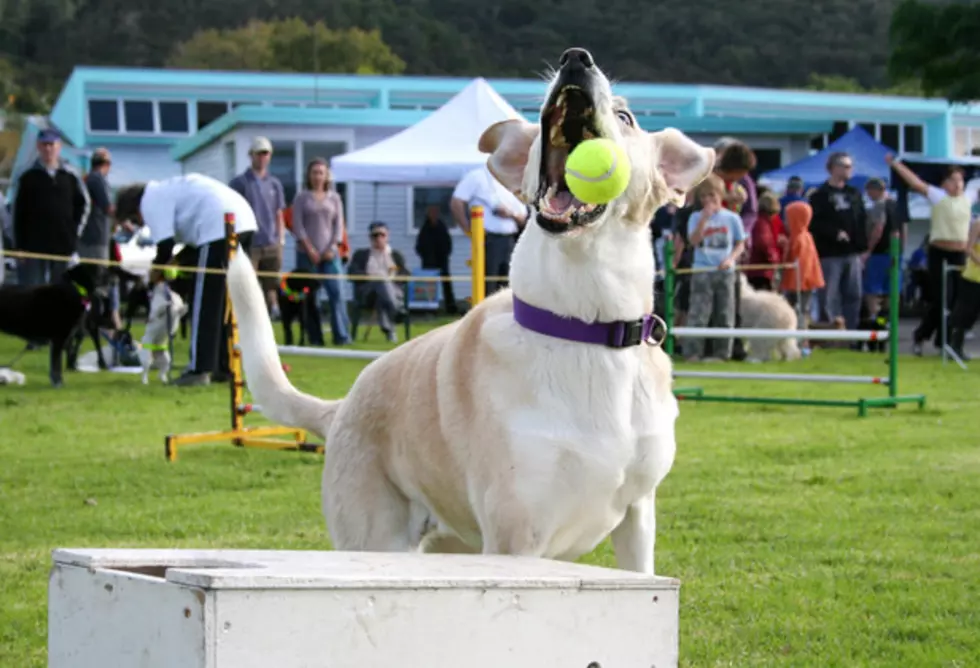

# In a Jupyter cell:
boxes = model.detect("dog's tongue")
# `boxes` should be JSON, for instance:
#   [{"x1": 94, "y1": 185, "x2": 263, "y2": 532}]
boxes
[{"x1": 549, "y1": 190, "x2": 574, "y2": 212}]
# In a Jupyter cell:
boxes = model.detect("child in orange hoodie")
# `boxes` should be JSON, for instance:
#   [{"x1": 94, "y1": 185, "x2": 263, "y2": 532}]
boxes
[{"x1": 781, "y1": 201, "x2": 825, "y2": 348}]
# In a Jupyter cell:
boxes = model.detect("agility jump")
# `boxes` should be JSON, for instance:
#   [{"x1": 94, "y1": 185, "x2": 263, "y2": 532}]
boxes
[
  {"x1": 164, "y1": 214, "x2": 319, "y2": 461},
  {"x1": 663, "y1": 233, "x2": 927, "y2": 417}
]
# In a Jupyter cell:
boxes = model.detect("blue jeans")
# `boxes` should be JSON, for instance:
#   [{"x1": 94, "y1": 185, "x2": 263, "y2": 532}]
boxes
[
  {"x1": 817, "y1": 254, "x2": 862, "y2": 330},
  {"x1": 20, "y1": 258, "x2": 68, "y2": 286},
  {"x1": 295, "y1": 253, "x2": 351, "y2": 345}
]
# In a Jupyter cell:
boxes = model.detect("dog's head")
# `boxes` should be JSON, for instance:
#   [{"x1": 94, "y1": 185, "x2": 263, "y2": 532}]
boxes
[
  {"x1": 62, "y1": 262, "x2": 100, "y2": 297},
  {"x1": 480, "y1": 48, "x2": 715, "y2": 237}
]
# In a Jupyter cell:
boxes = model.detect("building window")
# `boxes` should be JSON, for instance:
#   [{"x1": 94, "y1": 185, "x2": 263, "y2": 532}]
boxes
[
  {"x1": 88, "y1": 99, "x2": 119, "y2": 132},
  {"x1": 123, "y1": 100, "x2": 154, "y2": 133},
  {"x1": 411, "y1": 187, "x2": 457, "y2": 231},
  {"x1": 829, "y1": 121, "x2": 849, "y2": 143},
  {"x1": 903, "y1": 124, "x2": 924, "y2": 153},
  {"x1": 810, "y1": 134, "x2": 827, "y2": 152},
  {"x1": 954, "y1": 127, "x2": 972, "y2": 157},
  {"x1": 879, "y1": 124, "x2": 900, "y2": 152},
  {"x1": 857, "y1": 122, "x2": 876, "y2": 138},
  {"x1": 159, "y1": 101, "x2": 189, "y2": 134},
  {"x1": 750, "y1": 149, "x2": 782, "y2": 180},
  {"x1": 197, "y1": 101, "x2": 230, "y2": 130}
]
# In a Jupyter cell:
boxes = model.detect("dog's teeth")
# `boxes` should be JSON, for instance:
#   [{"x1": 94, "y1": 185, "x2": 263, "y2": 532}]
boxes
[{"x1": 549, "y1": 124, "x2": 567, "y2": 148}]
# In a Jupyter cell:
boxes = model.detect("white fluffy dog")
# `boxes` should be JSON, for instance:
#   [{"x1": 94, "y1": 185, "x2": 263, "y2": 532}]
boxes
[
  {"x1": 139, "y1": 281, "x2": 186, "y2": 384},
  {"x1": 226, "y1": 48, "x2": 715, "y2": 573},
  {"x1": 738, "y1": 274, "x2": 802, "y2": 362}
]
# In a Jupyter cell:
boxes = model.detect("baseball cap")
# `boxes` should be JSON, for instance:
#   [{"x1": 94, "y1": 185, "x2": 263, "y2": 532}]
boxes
[
  {"x1": 37, "y1": 128, "x2": 61, "y2": 143},
  {"x1": 249, "y1": 137, "x2": 273, "y2": 154}
]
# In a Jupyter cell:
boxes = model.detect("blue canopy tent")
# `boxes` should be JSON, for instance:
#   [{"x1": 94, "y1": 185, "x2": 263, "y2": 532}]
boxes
[{"x1": 758, "y1": 126, "x2": 893, "y2": 192}]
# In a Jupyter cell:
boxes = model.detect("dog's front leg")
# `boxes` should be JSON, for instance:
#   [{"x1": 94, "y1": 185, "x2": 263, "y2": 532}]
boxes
[
  {"x1": 611, "y1": 494, "x2": 657, "y2": 574},
  {"x1": 50, "y1": 340, "x2": 65, "y2": 388},
  {"x1": 90, "y1": 320, "x2": 109, "y2": 370}
]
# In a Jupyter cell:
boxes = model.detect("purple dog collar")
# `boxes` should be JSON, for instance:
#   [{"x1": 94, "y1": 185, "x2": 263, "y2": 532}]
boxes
[{"x1": 512, "y1": 296, "x2": 667, "y2": 348}]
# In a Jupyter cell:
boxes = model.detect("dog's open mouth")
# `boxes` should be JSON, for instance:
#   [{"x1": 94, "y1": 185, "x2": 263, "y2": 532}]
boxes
[{"x1": 536, "y1": 85, "x2": 606, "y2": 233}]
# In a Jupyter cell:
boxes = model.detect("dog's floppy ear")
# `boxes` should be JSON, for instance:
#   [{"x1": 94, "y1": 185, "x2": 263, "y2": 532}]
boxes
[
  {"x1": 479, "y1": 119, "x2": 540, "y2": 195},
  {"x1": 650, "y1": 128, "x2": 716, "y2": 207}
]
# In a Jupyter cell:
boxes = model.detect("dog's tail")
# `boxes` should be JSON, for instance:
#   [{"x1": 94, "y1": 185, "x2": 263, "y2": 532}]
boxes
[{"x1": 226, "y1": 251, "x2": 340, "y2": 439}]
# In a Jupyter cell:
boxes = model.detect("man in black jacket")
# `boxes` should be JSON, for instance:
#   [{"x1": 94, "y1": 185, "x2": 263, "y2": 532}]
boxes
[
  {"x1": 13, "y1": 129, "x2": 90, "y2": 286},
  {"x1": 807, "y1": 151, "x2": 868, "y2": 330},
  {"x1": 415, "y1": 205, "x2": 456, "y2": 314}
]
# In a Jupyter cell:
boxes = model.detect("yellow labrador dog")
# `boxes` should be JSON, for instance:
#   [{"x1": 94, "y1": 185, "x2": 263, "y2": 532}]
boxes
[{"x1": 227, "y1": 48, "x2": 714, "y2": 573}]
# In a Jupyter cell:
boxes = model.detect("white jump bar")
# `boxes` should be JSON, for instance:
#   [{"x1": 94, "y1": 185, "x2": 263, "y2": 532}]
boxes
[
  {"x1": 276, "y1": 345, "x2": 385, "y2": 360},
  {"x1": 672, "y1": 327, "x2": 888, "y2": 342},
  {"x1": 674, "y1": 370, "x2": 888, "y2": 384}
]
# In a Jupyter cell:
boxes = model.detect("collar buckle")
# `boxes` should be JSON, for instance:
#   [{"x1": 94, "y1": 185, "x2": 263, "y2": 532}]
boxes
[{"x1": 607, "y1": 319, "x2": 645, "y2": 348}]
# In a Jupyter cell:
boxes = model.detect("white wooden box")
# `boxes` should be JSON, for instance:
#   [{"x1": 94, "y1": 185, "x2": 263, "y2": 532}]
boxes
[{"x1": 49, "y1": 548, "x2": 680, "y2": 668}]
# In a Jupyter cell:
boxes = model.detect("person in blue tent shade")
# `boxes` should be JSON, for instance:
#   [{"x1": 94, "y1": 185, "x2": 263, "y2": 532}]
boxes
[
  {"x1": 807, "y1": 151, "x2": 868, "y2": 333},
  {"x1": 779, "y1": 176, "x2": 806, "y2": 211}
]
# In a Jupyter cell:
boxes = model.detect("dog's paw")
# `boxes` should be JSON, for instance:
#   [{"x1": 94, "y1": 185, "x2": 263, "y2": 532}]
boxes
[{"x1": 50, "y1": 378, "x2": 64, "y2": 388}]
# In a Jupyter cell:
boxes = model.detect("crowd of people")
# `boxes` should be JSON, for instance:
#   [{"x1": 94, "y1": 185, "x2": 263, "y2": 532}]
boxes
[
  {"x1": 2, "y1": 129, "x2": 979, "y2": 374},
  {"x1": 652, "y1": 137, "x2": 980, "y2": 362}
]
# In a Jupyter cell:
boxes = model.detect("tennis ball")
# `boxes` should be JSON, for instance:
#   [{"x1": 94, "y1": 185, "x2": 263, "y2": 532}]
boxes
[
  {"x1": 163, "y1": 267, "x2": 179, "y2": 280},
  {"x1": 564, "y1": 138, "x2": 631, "y2": 205}
]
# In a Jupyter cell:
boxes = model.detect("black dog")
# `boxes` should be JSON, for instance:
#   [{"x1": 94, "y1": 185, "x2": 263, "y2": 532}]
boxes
[
  {"x1": 279, "y1": 273, "x2": 320, "y2": 346},
  {"x1": 858, "y1": 303, "x2": 889, "y2": 353},
  {"x1": 0, "y1": 263, "x2": 108, "y2": 386}
]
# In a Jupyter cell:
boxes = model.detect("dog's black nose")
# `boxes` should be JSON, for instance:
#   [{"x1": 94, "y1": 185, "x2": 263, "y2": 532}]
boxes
[{"x1": 559, "y1": 48, "x2": 594, "y2": 70}]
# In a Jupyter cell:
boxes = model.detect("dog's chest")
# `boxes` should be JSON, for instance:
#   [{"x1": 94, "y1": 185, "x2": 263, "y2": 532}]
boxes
[{"x1": 504, "y1": 348, "x2": 675, "y2": 499}]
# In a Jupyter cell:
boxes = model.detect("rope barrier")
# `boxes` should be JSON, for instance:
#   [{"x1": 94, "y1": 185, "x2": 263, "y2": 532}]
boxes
[
  {"x1": 673, "y1": 262, "x2": 798, "y2": 276},
  {"x1": 0, "y1": 249, "x2": 510, "y2": 283}
]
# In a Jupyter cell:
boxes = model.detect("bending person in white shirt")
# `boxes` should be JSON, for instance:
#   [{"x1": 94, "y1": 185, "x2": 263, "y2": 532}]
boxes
[
  {"x1": 451, "y1": 165, "x2": 529, "y2": 295},
  {"x1": 114, "y1": 173, "x2": 257, "y2": 386}
]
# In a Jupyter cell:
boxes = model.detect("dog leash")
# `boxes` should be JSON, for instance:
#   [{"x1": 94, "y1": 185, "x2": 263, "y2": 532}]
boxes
[
  {"x1": 164, "y1": 283, "x2": 175, "y2": 384},
  {"x1": 3, "y1": 344, "x2": 31, "y2": 369}
]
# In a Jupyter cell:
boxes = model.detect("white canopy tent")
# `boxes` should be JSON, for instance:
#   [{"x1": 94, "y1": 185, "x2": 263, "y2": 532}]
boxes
[{"x1": 330, "y1": 77, "x2": 524, "y2": 185}]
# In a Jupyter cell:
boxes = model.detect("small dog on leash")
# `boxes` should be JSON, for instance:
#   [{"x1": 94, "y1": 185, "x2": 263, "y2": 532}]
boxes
[
  {"x1": 0, "y1": 263, "x2": 106, "y2": 386},
  {"x1": 737, "y1": 274, "x2": 802, "y2": 362},
  {"x1": 138, "y1": 281, "x2": 187, "y2": 384}
]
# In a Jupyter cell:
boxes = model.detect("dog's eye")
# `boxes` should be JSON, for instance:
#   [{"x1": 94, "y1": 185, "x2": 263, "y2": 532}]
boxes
[{"x1": 616, "y1": 110, "x2": 634, "y2": 127}]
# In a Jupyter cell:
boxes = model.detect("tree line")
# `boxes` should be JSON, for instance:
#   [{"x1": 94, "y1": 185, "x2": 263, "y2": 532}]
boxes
[{"x1": 0, "y1": 0, "x2": 972, "y2": 117}]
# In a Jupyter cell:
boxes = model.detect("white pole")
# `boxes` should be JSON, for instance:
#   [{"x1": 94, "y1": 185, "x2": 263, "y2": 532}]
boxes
[
  {"x1": 673, "y1": 370, "x2": 888, "y2": 384},
  {"x1": 277, "y1": 345, "x2": 384, "y2": 361},
  {"x1": 672, "y1": 327, "x2": 888, "y2": 342}
]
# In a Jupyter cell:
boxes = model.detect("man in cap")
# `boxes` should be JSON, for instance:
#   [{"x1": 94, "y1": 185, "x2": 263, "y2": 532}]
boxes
[
  {"x1": 229, "y1": 137, "x2": 286, "y2": 319},
  {"x1": 12, "y1": 127, "x2": 90, "y2": 286}
]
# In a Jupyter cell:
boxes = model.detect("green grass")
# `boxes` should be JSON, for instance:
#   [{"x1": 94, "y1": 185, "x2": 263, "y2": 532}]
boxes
[{"x1": 1, "y1": 321, "x2": 978, "y2": 667}]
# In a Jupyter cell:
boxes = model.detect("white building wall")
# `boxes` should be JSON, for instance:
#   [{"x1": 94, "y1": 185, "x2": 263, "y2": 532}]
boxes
[{"x1": 103, "y1": 145, "x2": 182, "y2": 189}]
